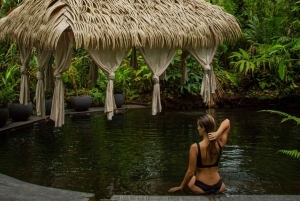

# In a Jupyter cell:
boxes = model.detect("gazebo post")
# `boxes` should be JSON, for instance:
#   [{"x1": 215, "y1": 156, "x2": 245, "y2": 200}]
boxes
[{"x1": 180, "y1": 50, "x2": 189, "y2": 85}]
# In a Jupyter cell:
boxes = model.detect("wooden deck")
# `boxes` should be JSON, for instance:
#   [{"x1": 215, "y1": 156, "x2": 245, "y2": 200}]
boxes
[{"x1": 0, "y1": 104, "x2": 148, "y2": 134}]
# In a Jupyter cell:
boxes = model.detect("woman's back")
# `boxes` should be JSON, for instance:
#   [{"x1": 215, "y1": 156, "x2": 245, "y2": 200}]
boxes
[{"x1": 195, "y1": 140, "x2": 222, "y2": 185}]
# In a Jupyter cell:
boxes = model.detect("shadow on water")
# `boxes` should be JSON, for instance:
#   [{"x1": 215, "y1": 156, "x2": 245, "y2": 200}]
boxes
[{"x1": 0, "y1": 107, "x2": 300, "y2": 200}]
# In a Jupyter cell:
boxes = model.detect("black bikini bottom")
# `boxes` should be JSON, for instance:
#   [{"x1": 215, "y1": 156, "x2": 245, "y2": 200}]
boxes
[{"x1": 194, "y1": 179, "x2": 222, "y2": 194}]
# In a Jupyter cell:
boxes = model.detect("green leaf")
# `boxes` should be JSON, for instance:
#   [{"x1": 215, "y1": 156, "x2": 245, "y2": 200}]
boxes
[
  {"x1": 240, "y1": 49, "x2": 250, "y2": 60},
  {"x1": 277, "y1": 150, "x2": 300, "y2": 159},
  {"x1": 259, "y1": 82, "x2": 266, "y2": 90},
  {"x1": 258, "y1": 110, "x2": 300, "y2": 125},
  {"x1": 224, "y1": 72, "x2": 239, "y2": 88},
  {"x1": 278, "y1": 60, "x2": 285, "y2": 80}
]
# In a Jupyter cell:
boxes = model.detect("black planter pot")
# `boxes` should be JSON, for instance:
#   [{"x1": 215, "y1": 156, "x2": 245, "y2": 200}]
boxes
[
  {"x1": 45, "y1": 99, "x2": 52, "y2": 116},
  {"x1": 114, "y1": 94, "x2": 125, "y2": 108},
  {"x1": 9, "y1": 102, "x2": 32, "y2": 122},
  {"x1": 0, "y1": 108, "x2": 9, "y2": 128},
  {"x1": 71, "y1": 96, "x2": 92, "y2": 112}
]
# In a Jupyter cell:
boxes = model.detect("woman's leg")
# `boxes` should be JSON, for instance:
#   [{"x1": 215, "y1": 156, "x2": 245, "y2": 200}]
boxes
[
  {"x1": 187, "y1": 176, "x2": 205, "y2": 194},
  {"x1": 219, "y1": 182, "x2": 226, "y2": 193}
]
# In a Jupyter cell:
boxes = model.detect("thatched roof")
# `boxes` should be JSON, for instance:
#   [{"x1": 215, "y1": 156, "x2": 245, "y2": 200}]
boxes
[{"x1": 0, "y1": 0, "x2": 242, "y2": 50}]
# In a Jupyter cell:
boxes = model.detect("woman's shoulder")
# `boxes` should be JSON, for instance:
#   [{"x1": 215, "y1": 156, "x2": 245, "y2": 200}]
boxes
[
  {"x1": 191, "y1": 142, "x2": 202, "y2": 148},
  {"x1": 189, "y1": 143, "x2": 199, "y2": 152}
]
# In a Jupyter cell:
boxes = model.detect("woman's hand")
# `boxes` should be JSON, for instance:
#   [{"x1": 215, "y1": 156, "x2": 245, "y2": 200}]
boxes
[
  {"x1": 208, "y1": 132, "x2": 218, "y2": 141},
  {"x1": 168, "y1": 186, "x2": 182, "y2": 193}
]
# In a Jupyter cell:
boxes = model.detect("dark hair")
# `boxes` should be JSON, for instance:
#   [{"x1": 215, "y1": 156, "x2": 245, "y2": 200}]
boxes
[{"x1": 198, "y1": 114, "x2": 220, "y2": 159}]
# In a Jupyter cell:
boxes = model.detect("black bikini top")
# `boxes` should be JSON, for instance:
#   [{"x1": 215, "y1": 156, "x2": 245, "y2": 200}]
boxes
[{"x1": 196, "y1": 141, "x2": 222, "y2": 168}]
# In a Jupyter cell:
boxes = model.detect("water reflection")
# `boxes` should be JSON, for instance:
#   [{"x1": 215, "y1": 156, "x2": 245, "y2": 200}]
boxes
[{"x1": 0, "y1": 108, "x2": 300, "y2": 199}]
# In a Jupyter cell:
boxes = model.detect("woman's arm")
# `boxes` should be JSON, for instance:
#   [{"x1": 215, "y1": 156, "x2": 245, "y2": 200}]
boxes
[
  {"x1": 209, "y1": 119, "x2": 230, "y2": 147},
  {"x1": 168, "y1": 144, "x2": 197, "y2": 192}
]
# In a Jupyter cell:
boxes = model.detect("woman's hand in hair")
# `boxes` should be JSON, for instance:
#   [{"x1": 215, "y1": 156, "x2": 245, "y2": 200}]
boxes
[{"x1": 208, "y1": 132, "x2": 218, "y2": 141}]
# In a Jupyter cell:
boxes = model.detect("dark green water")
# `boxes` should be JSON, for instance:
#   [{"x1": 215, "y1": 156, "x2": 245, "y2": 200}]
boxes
[{"x1": 0, "y1": 108, "x2": 300, "y2": 199}]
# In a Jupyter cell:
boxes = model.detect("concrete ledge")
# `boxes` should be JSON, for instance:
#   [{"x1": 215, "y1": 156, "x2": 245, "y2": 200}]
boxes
[
  {"x1": 0, "y1": 174, "x2": 95, "y2": 201},
  {"x1": 111, "y1": 194, "x2": 300, "y2": 201},
  {"x1": 0, "y1": 116, "x2": 46, "y2": 134},
  {"x1": 0, "y1": 104, "x2": 149, "y2": 134}
]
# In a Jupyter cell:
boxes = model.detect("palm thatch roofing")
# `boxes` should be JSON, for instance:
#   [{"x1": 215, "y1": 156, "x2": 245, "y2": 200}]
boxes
[{"x1": 0, "y1": 0, "x2": 242, "y2": 50}]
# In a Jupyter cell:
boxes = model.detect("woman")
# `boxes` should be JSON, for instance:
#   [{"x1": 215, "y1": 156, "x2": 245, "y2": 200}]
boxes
[{"x1": 169, "y1": 114, "x2": 230, "y2": 194}]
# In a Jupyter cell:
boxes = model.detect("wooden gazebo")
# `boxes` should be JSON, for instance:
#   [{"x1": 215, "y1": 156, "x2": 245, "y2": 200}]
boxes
[{"x1": 0, "y1": 0, "x2": 242, "y2": 127}]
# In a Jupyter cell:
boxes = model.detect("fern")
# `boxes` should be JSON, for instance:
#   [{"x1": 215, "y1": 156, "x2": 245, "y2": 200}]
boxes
[
  {"x1": 277, "y1": 150, "x2": 300, "y2": 159},
  {"x1": 258, "y1": 110, "x2": 300, "y2": 125},
  {"x1": 260, "y1": 110, "x2": 300, "y2": 161}
]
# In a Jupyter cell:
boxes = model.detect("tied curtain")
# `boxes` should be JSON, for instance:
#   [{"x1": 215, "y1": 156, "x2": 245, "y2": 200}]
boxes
[
  {"x1": 88, "y1": 48, "x2": 127, "y2": 120},
  {"x1": 139, "y1": 47, "x2": 177, "y2": 115},
  {"x1": 188, "y1": 46, "x2": 218, "y2": 103},
  {"x1": 18, "y1": 42, "x2": 32, "y2": 105},
  {"x1": 36, "y1": 49, "x2": 52, "y2": 117},
  {"x1": 50, "y1": 31, "x2": 74, "y2": 127}
]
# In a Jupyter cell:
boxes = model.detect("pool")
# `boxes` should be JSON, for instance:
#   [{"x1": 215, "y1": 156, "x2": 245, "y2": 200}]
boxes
[{"x1": 0, "y1": 107, "x2": 299, "y2": 200}]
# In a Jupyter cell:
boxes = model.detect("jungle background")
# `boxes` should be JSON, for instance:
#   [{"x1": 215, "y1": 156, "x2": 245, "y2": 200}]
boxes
[{"x1": 0, "y1": 0, "x2": 300, "y2": 110}]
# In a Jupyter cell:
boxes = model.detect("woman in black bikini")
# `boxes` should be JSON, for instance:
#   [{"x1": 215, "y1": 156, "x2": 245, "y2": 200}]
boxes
[{"x1": 169, "y1": 114, "x2": 230, "y2": 194}]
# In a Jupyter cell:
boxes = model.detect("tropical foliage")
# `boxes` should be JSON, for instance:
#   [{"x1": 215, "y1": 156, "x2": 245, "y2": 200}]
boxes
[
  {"x1": 259, "y1": 110, "x2": 300, "y2": 125},
  {"x1": 259, "y1": 110, "x2": 300, "y2": 160},
  {"x1": 0, "y1": 64, "x2": 18, "y2": 107},
  {"x1": 0, "y1": 0, "x2": 299, "y2": 106}
]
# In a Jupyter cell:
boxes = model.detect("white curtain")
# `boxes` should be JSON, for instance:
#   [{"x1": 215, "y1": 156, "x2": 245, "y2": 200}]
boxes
[
  {"x1": 88, "y1": 48, "x2": 127, "y2": 120},
  {"x1": 188, "y1": 46, "x2": 218, "y2": 103},
  {"x1": 50, "y1": 31, "x2": 74, "y2": 127},
  {"x1": 36, "y1": 49, "x2": 52, "y2": 118},
  {"x1": 18, "y1": 42, "x2": 32, "y2": 105},
  {"x1": 139, "y1": 47, "x2": 177, "y2": 115}
]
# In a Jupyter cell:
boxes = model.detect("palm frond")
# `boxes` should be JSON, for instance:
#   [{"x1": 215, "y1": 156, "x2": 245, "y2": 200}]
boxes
[
  {"x1": 258, "y1": 110, "x2": 300, "y2": 125},
  {"x1": 277, "y1": 150, "x2": 300, "y2": 160}
]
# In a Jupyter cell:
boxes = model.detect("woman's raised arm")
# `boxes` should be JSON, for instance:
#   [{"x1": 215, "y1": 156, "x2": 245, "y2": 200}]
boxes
[{"x1": 209, "y1": 119, "x2": 230, "y2": 147}]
